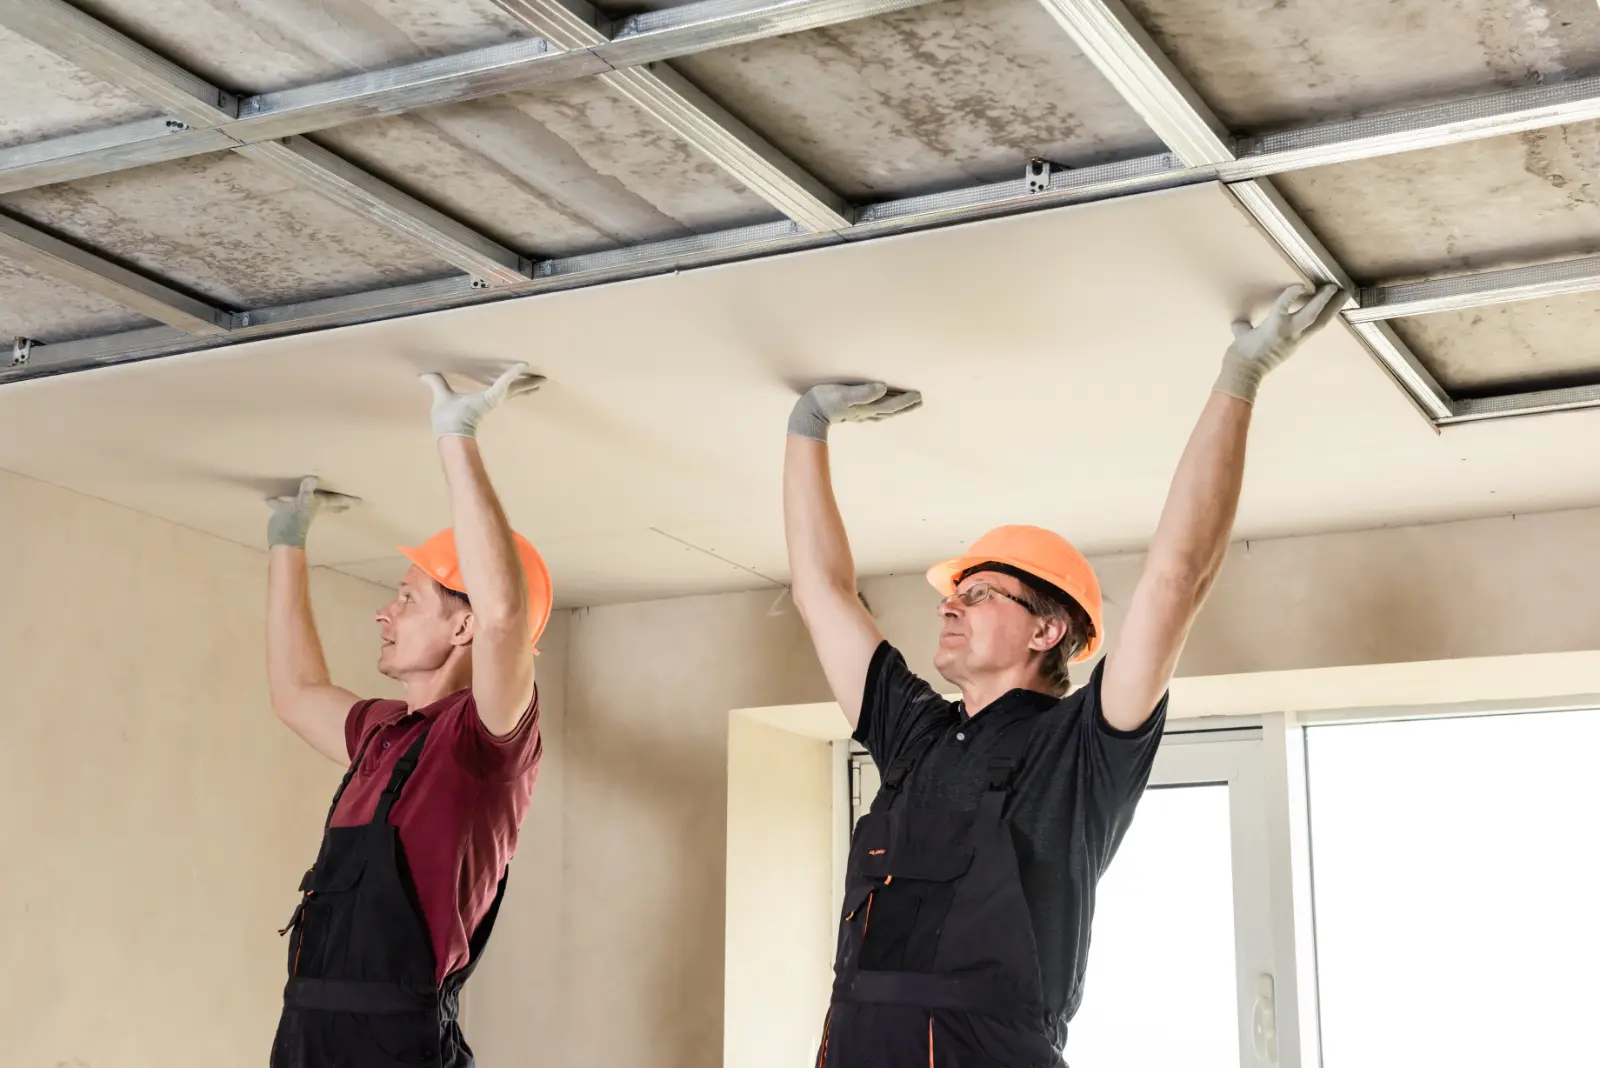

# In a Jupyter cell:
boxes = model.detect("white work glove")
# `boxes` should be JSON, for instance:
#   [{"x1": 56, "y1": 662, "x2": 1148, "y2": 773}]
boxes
[
  {"x1": 421, "y1": 361, "x2": 544, "y2": 439},
  {"x1": 1214, "y1": 283, "x2": 1345, "y2": 403},
  {"x1": 787, "y1": 382, "x2": 923, "y2": 441},
  {"x1": 267, "y1": 476, "x2": 356, "y2": 549}
]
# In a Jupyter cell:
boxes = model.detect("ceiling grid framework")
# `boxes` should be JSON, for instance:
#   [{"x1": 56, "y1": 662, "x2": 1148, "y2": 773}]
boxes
[{"x1": 1, "y1": 0, "x2": 1600, "y2": 425}]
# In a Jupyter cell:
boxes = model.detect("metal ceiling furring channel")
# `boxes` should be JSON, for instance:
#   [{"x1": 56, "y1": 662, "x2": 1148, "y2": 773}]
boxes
[
  {"x1": 485, "y1": 0, "x2": 853, "y2": 232},
  {"x1": 1028, "y1": 0, "x2": 1455, "y2": 425},
  {"x1": 1351, "y1": 256, "x2": 1600, "y2": 323},
  {"x1": 2, "y1": 0, "x2": 1600, "y2": 424}
]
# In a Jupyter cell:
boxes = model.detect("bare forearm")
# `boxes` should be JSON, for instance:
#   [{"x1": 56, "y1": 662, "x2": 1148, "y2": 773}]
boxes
[
  {"x1": 1145, "y1": 391, "x2": 1252, "y2": 587},
  {"x1": 438, "y1": 436, "x2": 527, "y2": 627},
  {"x1": 784, "y1": 436, "x2": 859, "y2": 601},
  {"x1": 1101, "y1": 392, "x2": 1251, "y2": 729},
  {"x1": 782, "y1": 431, "x2": 884, "y2": 728},
  {"x1": 266, "y1": 546, "x2": 332, "y2": 698}
]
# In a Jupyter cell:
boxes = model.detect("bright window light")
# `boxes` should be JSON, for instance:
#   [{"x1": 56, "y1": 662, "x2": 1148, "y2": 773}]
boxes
[
  {"x1": 1068, "y1": 784, "x2": 1240, "y2": 1068},
  {"x1": 1308, "y1": 709, "x2": 1600, "y2": 1068}
]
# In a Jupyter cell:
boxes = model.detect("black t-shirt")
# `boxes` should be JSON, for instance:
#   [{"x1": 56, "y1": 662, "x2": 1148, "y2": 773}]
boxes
[{"x1": 853, "y1": 641, "x2": 1166, "y2": 1042}]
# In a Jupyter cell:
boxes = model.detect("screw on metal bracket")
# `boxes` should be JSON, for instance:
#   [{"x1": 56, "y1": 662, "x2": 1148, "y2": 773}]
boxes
[
  {"x1": 1025, "y1": 158, "x2": 1055, "y2": 194},
  {"x1": 11, "y1": 336, "x2": 35, "y2": 367},
  {"x1": 470, "y1": 278, "x2": 492, "y2": 290},
  {"x1": 165, "y1": 119, "x2": 189, "y2": 131}
]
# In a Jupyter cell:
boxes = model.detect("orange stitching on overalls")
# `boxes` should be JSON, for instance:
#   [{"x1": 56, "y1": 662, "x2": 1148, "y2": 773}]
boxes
[
  {"x1": 928, "y1": 1017, "x2": 935, "y2": 1068},
  {"x1": 861, "y1": 891, "x2": 875, "y2": 940},
  {"x1": 816, "y1": 1010, "x2": 832, "y2": 1068},
  {"x1": 291, "y1": 892, "x2": 313, "y2": 975},
  {"x1": 868, "y1": 849, "x2": 885, "y2": 855}
]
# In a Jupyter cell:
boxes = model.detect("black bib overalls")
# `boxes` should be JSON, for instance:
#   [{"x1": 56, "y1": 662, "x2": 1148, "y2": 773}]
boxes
[
  {"x1": 271, "y1": 727, "x2": 507, "y2": 1068},
  {"x1": 818, "y1": 720, "x2": 1060, "y2": 1068}
]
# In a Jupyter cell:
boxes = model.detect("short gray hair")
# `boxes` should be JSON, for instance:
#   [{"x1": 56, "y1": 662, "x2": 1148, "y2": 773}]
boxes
[{"x1": 1014, "y1": 585, "x2": 1094, "y2": 697}]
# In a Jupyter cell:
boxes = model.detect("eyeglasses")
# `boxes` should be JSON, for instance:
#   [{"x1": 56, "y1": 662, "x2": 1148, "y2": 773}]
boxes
[{"x1": 941, "y1": 580, "x2": 1036, "y2": 614}]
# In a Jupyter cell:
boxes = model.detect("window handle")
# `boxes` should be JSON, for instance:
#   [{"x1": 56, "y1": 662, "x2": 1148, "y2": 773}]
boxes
[{"x1": 1252, "y1": 973, "x2": 1278, "y2": 1065}]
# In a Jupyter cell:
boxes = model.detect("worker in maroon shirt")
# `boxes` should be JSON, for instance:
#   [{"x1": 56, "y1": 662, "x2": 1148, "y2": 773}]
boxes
[{"x1": 263, "y1": 362, "x2": 550, "y2": 1068}]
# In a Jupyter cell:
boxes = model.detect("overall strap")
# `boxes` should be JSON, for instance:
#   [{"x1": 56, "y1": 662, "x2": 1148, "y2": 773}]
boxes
[
  {"x1": 322, "y1": 726, "x2": 382, "y2": 831},
  {"x1": 370, "y1": 727, "x2": 432, "y2": 826},
  {"x1": 984, "y1": 712, "x2": 1047, "y2": 796},
  {"x1": 878, "y1": 727, "x2": 942, "y2": 800}
]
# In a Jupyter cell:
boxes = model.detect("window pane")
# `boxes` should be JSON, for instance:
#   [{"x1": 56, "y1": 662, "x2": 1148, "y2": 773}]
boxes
[
  {"x1": 851, "y1": 753, "x2": 880, "y2": 828},
  {"x1": 1068, "y1": 785, "x2": 1240, "y2": 1068},
  {"x1": 1308, "y1": 710, "x2": 1600, "y2": 1068}
]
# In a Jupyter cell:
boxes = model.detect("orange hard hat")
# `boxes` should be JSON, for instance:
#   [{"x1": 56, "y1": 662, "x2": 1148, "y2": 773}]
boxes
[
  {"x1": 398, "y1": 528, "x2": 553, "y2": 648},
  {"x1": 926, "y1": 525, "x2": 1104, "y2": 662}
]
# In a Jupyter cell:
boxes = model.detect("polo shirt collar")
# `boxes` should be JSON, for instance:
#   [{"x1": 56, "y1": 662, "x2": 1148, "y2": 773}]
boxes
[
  {"x1": 408, "y1": 688, "x2": 469, "y2": 721},
  {"x1": 957, "y1": 686, "x2": 1056, "y2": 726}
]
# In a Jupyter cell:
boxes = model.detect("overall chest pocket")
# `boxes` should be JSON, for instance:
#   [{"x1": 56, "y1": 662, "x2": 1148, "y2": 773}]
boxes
[
  {"x1": 286, "y1": 847, "x2": 368, "y2": 979},
  {"x1": 844, "y1": 810, "x2": 977, "y2": 973}
]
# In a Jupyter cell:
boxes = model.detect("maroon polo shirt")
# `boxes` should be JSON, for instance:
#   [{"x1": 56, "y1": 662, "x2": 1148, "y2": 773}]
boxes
[{"x1": 332, "y1": 686, "x2": 541, "y2": 983}]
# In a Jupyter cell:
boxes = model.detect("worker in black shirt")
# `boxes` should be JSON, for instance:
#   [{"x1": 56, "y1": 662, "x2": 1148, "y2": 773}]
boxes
[{"x1": 784, "y1": 283, "x2": 1343, "y2": 1067}]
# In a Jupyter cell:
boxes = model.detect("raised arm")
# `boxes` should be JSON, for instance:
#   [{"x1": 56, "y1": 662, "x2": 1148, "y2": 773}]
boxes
[
  {"x1": 266, "y1": 477, "x2": 361, "y2": 764},
  {"x1": 1101, "y1": 284, "x2": 1344, "y2": 731},
  {"x1": 423, "y1": 364, "x2": 544, "y2": 737},
  {"x1": 784, "y1": 383, "x2": 921, "y2": 728}
]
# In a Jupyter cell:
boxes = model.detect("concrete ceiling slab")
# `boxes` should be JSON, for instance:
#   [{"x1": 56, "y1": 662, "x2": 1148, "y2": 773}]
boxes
[
  {"x1": 318, "y1": 84, "x2": 779, "y2": 257},
  {"x1": 1276, "y1": 122, "x2": 1600, "y2": 284},
  {"x1": 69, "y1": 0, "x2": 529, "y2": 93},
  {"x1": 1393, "y1": 291, "x2": 1600, "y2": 396},
  {"x1": 0, "y1": 152, "x2": 456, "y2": 308},
  {"x1": 669, "y1": 0, "x2": 1162, "y2": 200},
  {"x1": 0, "y1": 257, "x2": 153, "y2": 343},
  {"x1": 0, "y1": 23, "x2": 159, "y2": 149},
  {"x1": 3, "y1": 182, "x2": 1600, "y2": 608},
  {"x1": 1125, "y1": 0, "x2": 1600, "y2": 132}
]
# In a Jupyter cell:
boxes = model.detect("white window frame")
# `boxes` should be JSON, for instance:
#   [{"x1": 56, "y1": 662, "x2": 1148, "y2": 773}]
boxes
[
  {"x1": 831, "y1": 716, "x2": 1321, "y2": 1068},
  {"x1": 1153, "y1": 721, "x2": 1318, "y2": 1068}
]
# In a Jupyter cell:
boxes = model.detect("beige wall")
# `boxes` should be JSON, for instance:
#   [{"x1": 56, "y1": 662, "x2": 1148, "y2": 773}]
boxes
[
  {"x1": 723, "y1": 714, "x2": 835, "y2": 1068},
  {"x1": 0, "y1": 469, "x2": 396, "y2": 1067},
  {"x1": 468, "y1": 504, "x2": 1600, "y2": 1068},
  {"x1": 459, "y1": 610, "x2": 570, "y2": 1062},
  {"x1": 14, "y1": 462, "x2": 1600, "y2": 1068}
]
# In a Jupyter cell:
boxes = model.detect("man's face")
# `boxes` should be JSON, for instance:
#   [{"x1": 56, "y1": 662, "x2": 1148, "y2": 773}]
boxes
[
  {"x1": 375, "y1": 566, "x2": 469, "y2": 678},
  {"x1": 932, "y1": 570, "x2": 1039, "y2": 683}
]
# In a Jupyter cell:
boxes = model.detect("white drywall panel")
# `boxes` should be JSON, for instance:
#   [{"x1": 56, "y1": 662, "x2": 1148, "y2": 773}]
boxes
[{"x1": 3, "y1": 181, "x2": 1600, "y2": 607}]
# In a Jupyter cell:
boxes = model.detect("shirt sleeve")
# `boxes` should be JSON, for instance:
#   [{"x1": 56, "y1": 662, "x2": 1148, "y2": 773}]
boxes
[
  {"x1": 1077, "y1": 659, "x2": 1167, "y2": 813},
  {"x1": 1075, "y1": 658, "x2": 1164, "y2": 876},
  {"x1": 344, "y1": 698, "x2": 389, "y2": 762},
  {"x1": 853, "y1": 641, "x2": 956, "y2": 770},
  {"x1": 449, "y1": 685, "x2": 543, "y2": 782}
]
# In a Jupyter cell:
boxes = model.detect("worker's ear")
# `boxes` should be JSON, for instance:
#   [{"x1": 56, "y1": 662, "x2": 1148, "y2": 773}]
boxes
[
  {"x1": 1029, "y1": 613, "x2": 1068, "y2": 653},
  {"x1": 450, "y1": 610, "x2": 475, "y2": 648}
]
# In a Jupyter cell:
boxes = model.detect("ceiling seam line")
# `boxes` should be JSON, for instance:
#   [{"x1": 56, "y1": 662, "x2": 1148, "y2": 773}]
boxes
[{"x1": 648, "y1": 527, "x2": 787, "y2": 587}]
